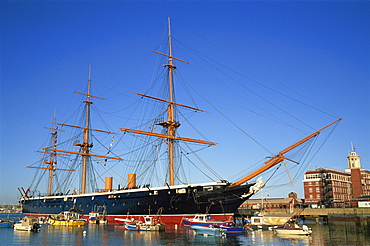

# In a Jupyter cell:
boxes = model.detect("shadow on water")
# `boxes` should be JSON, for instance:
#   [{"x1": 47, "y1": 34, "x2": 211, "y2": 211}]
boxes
[
  {"x1": 290, "y1": 220, "x2": 368, "y2": 246},
  {"x1": 325, "y1": 221, "x2": 370, "y2": 245}
]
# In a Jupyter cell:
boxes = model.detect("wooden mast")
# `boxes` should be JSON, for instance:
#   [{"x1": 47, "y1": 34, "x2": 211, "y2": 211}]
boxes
[
  {"x1": 120, "y1": 17, "x2": 217, "y2": 186},
  {"x1": 81, "y1": 66, "x2": 92, "y2": 194},
  {"x1": 28, "y1": 67, "x2": 123, "y2": 196},
  {"x1": 228, "y1": 118, "x2": 342, "y2": 187},
  {"x1": 27, "y1": 110, "x2": 72, "y2": 196},
  {"x1": 47, "y1": 110, "x2": 57, "y2": 195},
  {"x1": 72, "y1": 66, "x2": 123, "y2": 194},
  {"x1": 167, "y1": 18, "x2": 177, "y2": 186}
]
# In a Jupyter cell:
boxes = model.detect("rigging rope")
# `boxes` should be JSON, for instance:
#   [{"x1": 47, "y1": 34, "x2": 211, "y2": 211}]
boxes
[
  {"x1": 181, "y1": 150, "x2": 215, "y2": 182},
  {"x1": 181, "y1": 141, "x2": 223, "y2": 181},
  {"x1": 184, "y1": 84, "x2": 273, "y2": 155},
  {"x1": 174, "y1": 37, "x2": 339, "y2": 120}
]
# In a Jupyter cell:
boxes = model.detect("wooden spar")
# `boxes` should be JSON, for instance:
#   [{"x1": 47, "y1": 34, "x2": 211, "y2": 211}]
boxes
[
  {"x1": 49, "y1": 66, "x2": 118, "y2": 194},
  {"x1": 228, "y1": 118, "x2": 342, "y2": 187},
  {"x1": 129, "y1": 18, "x2": 201, "y2": 186},
  {"x1": 44, "y1": 126, "x2": 64, "y2": 131},
  {"x1": 27, "y1": 166, "x2": 75, "y2": 172},
  {"x1": 73, "y1": 91, "x2": 105, "y2": 100},
  {"x1": 119, "y1": 128, "x2": 217, "y2": 145},
  {"x1": 57, "y1": 123, "x2": 117, "y2": 134},
  {"x1": 132, "y1": 92, "x2": 208, "y2": 113},
  {"x1": 43, "y1": 148, "x2": 124, "y2": 161},
  {"x1": 152, "y1": 50, "x2": 190, "y2": 64},
  {"x1": 35, "y1": 151, "x2": 68, "y2": 156}
]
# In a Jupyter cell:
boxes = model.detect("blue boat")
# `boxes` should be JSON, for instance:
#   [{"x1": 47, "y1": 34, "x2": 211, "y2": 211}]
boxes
[
  {"x1": 124, "y1": 216, "x2": 165, "y2": 231},
  {"x1": 124, "y1": 222, "x2": 140, "y2": 231},
  {"x1": 183, "y1": 214, "x2": 233, "y2": 227},
  {"x1": 190, "y1": 225, "x2": 227, "y2": 236},
  {"x1": 0, "y1": 219, "x2": 13, "y2": 228},
  {"x1": 215, "y1": 224, "x2": 250, "y2": 234}
]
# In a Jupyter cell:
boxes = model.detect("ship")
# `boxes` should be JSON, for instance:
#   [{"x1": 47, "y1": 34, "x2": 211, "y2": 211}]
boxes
[{"x1": 19, "y1": 18, "x2": 341, "y2": 224}]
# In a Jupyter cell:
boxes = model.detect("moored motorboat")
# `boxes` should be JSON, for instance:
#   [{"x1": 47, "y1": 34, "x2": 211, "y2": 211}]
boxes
[
  {"x1": 38, "y1": 216, "x2": 49, "y2": 224},
  {"x1": 114, "y1": 217, "x2": 134, "y2": 225},
  {"x1": 124, "y1": 215, "x2": 165, "y2": 231},
  {"x1": 216, "y1": 224, "x2": 251, "y2": 234},
  {"x1": 249, "y1": 213, "x2": 292, "y2": 230},
  {"x1": 190, "y1": 225, "x2": 226, "y2": 236},
  {"x1": 273, "y1": 221, "x2": 312, "y2": 235},
  {"x1": 88, "y1": 211, "x2": 107, "y2": 224},
  {"x1": 48, "y1": 211, "x2": 85, "y2": 226},
  {"x1": 0, "y1": 219, "x2": 14, "y2": 228},
  {"x1": 13, "y1": 216, "x2": 40, "y2": 232},
  {"x1": 183, "y1": 214, "x2": 232, "y2": 227}
]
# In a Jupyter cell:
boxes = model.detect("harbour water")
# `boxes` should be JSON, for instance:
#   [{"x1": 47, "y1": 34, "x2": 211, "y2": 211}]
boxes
[{"x1": 1, "y1": 214, "x2": 369, "y2": 246}]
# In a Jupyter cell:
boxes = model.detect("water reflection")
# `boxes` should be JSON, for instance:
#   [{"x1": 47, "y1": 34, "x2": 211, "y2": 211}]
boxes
[{"x1": 4, "y1": 221, "x2": 369, "y2": 245}]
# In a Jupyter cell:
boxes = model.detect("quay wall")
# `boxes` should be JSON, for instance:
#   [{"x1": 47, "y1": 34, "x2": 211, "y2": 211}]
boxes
[{"x1": 238, "y1": 208, "x2": 370, "y2": 221}]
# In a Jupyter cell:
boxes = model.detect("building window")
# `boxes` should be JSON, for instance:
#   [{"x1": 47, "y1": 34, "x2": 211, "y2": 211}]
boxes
[
  {"x1": 309, "y1": 195, "x2": 313, "y2": 199},
  {"x1": 316, "y1": 187, "x2": 320, "y2": 192},
  {"x1": 309, "y1": 182, "x2": 312, "y2": 186},
  {"x1": 316, "y1": 194, "x2": 320, "y2": 199},
  {"x1": 309, "y1": 188, "x2": 313, "y2": 193}
]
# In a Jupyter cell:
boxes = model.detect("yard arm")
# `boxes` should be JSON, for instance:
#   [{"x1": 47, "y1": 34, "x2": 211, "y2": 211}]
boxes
[{"x1": 228, "y1": 118, "x2": 342, "y2": 187}]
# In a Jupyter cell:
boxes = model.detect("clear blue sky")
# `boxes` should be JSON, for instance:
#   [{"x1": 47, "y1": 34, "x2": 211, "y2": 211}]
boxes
[{"x1": 1, "y1": 1, "x2": 369, "y2": 204}]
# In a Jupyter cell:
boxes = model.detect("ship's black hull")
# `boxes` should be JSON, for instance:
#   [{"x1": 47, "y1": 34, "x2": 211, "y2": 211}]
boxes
[{"x1": 21, "y1": 182, "x2": 255, "y2": 223}]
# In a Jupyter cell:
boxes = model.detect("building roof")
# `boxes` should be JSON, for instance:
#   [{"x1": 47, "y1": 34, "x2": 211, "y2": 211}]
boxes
[
  {"x1": 243, "y1": 197, "x2": 302, "y2": 204},
  {"x1": 305, "y1": 168, "x2": 349, "y2": 175}
]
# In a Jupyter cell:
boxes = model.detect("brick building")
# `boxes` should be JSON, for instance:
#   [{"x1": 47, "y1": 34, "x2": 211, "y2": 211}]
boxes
[
  {"x1": 240, "y1": 192, "x2": 303, "y2": 210},
  {"x1": 303, "y1": 147, "x2": 370, "y2": 208},
  {"x1": 346, "y1": 149, "x2": 370, "y2": 198}
]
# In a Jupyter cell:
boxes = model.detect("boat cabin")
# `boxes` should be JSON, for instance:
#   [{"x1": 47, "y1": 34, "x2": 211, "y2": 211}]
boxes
[
  {"x1": 191, "y1": 214, "x2": 211, "y2": 222},
  {"x1": 19, "y1": 216, "x2": 39, "y2": 226}
]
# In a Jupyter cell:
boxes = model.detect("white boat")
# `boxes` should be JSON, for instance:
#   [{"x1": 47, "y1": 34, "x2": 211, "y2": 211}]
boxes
[
  {"x1": 124, "y1": 215, "x2": 165, "y2": 231},
  {"x1": 183, "y1": 214, "x2": 232, "y2": 227},
  {"x1": 190, "y1": 225, "x2": 226, "y2": 236},
  {"x1": 273, "y1": 222, "x2": 312, "y2": 235},
  {"x1": 88, "y1": 211, "x2": 107, "y2": 224},
  {"x1": 13, "y1": 216, "x2": 41, "y2": 232},
  {"x1": 249, "y1": 213, "x2": 292, "y2": 230},
  {"x1": 38, "y1": 216, "x2": 49, "y2": 224},
  {"x1": 114, "y1": 217, "x2": 135, "y2": 225}
]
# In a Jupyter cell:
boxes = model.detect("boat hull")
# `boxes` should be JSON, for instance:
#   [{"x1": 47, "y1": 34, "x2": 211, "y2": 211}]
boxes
[
  {"x1": 21, "y1": 183, "x2": 255, "y2": 224},
  {"x1": 0, "y1": 222, "x2": 13, "y2": 227},
  {"x1": 124, "y1": 222, "x2": 164, "y2": 231},
  {"x1": 48, "y1": 217, "x2": 85, "y2": 226},
  {"x1": 14, "y1": 225, "x2": 36, "y2": 231},
  {"x1": 249, "y1": 214, "x2": 292, "y2": 230},
  {"x1": 124, "y1": 223, "x2": 140, "y2": 231},
  {"x1": 13, "y1": 216, "x2": 40, "y2": 232},
  {"x1": 190, "y1": 225, "x2": 226, "y2": 236},
  {"x1": 216, "y1": 225, "x2": 248, "y2": 234},
  {"x1": 183, "y1": 219, "x2": 231, "y2": 227},
  {"x1": 274, "y1": 229, "x2": 312, "y2": 235}
]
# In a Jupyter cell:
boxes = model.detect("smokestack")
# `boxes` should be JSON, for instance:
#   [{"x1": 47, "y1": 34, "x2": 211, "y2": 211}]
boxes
[
  {"x1": 105, "y1": 177, "x2": 113, "y2": 191},
  {"x1": 128, "y1": 174, "x2": 136, "y2": 189}
]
